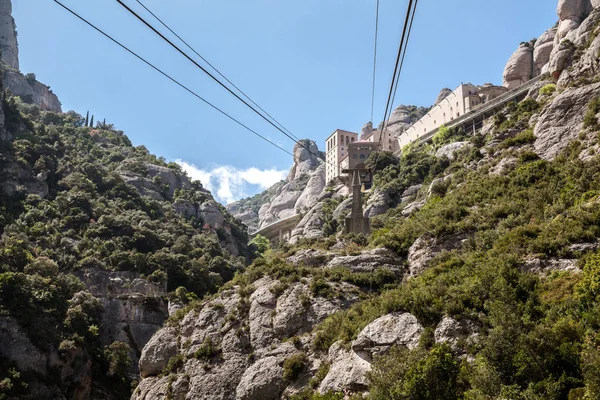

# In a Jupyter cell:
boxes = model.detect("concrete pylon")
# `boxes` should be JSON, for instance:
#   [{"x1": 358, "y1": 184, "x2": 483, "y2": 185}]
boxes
[{"x1": 345, "y1": 169, "x2": 370, "y2": 235}]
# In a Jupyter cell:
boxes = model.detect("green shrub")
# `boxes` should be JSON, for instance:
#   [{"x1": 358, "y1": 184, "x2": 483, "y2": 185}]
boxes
[
  {"x1": 194, "y1": 337, "x2": 220, "y2": 361},
  {"x1": 584, "y1": 96, "x2": 600, "y2": 129},
  {"x1": 283, "y1": 353, "x2": 307, "y2": 382},
  {"x1": 368, "y1": 344, "x2": 459, "y2": 400},
  {"x1": 539, "y1": 83, "x2": 557, "y2": 96},
  {"x1": 499, "y1": 128, "x2": 536, "y2": 149}
]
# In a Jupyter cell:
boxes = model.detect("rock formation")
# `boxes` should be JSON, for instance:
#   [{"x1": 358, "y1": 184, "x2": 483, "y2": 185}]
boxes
[
  {"x1": 227, "y1": 140, "x2": 326, "y2": 234},
  {"x1": 0, "y1": 0, "x2": 18, "y2": 70},
  {"x1": 0, "y1": 0, "x2": 62, "y2": 112},
  {"x1": 503, "y1": 42, "x2": 535, "y2": 89},
  {"x1": 434, "y1": 88, "x2": 452, "y2": 105},
  {"x1": 534, "y1": 27, "x2": 558, "y2": 75}
]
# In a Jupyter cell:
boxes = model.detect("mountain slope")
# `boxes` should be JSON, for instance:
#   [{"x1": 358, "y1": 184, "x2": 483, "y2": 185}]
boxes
[
  {"x1": 0, "y1": 83, "x2": 250, "y2": 398},
  {"x1": 134, "y1": 1, "x2": 600, "y2": 399}
]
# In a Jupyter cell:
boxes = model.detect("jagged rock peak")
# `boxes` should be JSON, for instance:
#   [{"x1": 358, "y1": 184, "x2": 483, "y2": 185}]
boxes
[
  {"x1": 434, "y1": 88, "x2": 452, "y2": 105},
  {"x1": 288, "y1": 139, "x2": 322, "y2": 181},
  {"x1": 361, "y1": 121, "x2": 373, "y2": 139},
  {"x1": 0, "y1": 0, "x2": 19, "y2": 70}
]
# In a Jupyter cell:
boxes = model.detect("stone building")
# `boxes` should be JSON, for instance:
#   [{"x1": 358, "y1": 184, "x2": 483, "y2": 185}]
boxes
[
  {"x1": 397, "y1": 82, "x2": 507, "y2": 148},
  {"x1": 325, "y1": 129, "x2": 358, "y2": 183},
  {"x1": 360, "y1": 127, "x2": 398, "y2": 153}
]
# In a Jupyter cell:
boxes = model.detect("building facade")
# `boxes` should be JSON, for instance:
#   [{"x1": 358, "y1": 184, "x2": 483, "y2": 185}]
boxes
[
  {"x1": 397, "y1": 83, "x2": 508, "y2": 149},
  {"x1": 360, "y1": 128, "x2": 399, "y2": 153},
  {"x1": 325, "y1": 129, "x2": 358, "y2": 183}
]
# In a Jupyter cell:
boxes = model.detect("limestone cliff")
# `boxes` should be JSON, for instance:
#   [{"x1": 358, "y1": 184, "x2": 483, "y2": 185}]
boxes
[
  {"x1": 0, "y1": 0, "x2": 62, "y2": 112},
  {"x1": 0, "y1": 0, "x2": 18, "y2": 70}
]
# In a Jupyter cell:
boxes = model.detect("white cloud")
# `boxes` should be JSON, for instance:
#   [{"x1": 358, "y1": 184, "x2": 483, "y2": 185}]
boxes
[{"x1": 176, "y1": 160, "x2": 287, "y2": 205}]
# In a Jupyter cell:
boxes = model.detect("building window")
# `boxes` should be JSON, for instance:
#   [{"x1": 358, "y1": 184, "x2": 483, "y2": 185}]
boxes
[
  {"x1": 360, "y1": 154, "x2": 366, "y2": 159},
  {"x1": 434, "y1": 120, "x2": 436, "y2": 124},
  {"x1": 352, "y1": 154, "x2": 358, "y2": 159}
]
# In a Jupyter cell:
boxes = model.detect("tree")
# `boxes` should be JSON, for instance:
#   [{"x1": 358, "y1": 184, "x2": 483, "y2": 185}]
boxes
[
  {"x1": 369, "y1": 344, "x2": 459, "y2": 400},
  {"x1": 105, "y1": 341, "x2": 131, "y2": 379},
  {"x1": 365, "y1": 151, "x2": 399, "y2": 173},
  {"x1": 85, "y1": 111, "x2": 89, "y2": 127},
  {"x1": 89, "y1": 115, "x2": 94, "y2": 128},
  {"x1": 250, "y1": 234, "x2": 270, "y2": 256}
]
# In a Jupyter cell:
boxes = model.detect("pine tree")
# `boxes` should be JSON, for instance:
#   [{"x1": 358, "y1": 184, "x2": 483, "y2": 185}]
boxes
[
  {"x1": 90, "y1": 115, "x2": 94, "y2": 128},
  {"x1": 85, "y1": 111, "x2": 89, "y2": 127}
]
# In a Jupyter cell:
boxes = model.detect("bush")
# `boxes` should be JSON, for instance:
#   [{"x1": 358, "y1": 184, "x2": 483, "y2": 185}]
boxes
[
  {"x1": 539, "y1": 83, "x2": 557, "y2": 96},
  {"x1": 369, "y1": 344, "x2": 459, "y2": 400},
  {"x1": 584, "y1": 96, "x2": 600, "y2": 129},
  {"x1": 283, "y1": 353, "x2": 307, "y2": 382}
]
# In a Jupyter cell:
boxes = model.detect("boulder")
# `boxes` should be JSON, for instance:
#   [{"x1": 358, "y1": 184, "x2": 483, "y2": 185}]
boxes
[
  {"x1": 534, "y1": 82, "x2": 600, "y2": 159},
  {"x1": 548, "y1": 39, "x2": 576, "y2": 80},
  {"x1": 364, "y1": 188, "x2": 391, "y2": 218},
  {"x1": 290, "y1": 201, "x2": 326, "y2": 243},
  {"x1": 333, "y1": 197, "x2": 353, "y2": 220},
  {"x1": 435, "y1": 141, "x2": 470, "y2": 160},
  {"x1": 408, "y1": 233, "x2": 467, "y2": 277},
  {"x1": 327, "y1": 247, "x2": 404, "y2": 275},
  {"x1": 434, "y1": 317, "x2": 480, "y2": 350},
  {"x1": 318, "y1": 341, "x2": 371, "y2": 393},
  {"x1": 235, "y1": 356, "x2": 287, "y2": 400},
  {"x1": 199, "y1": 200, "x2": 225, "y2": 229},
  {"x1": 557, "y1": 0, "x2": 592, "y2": 21},
  {"x1": 352, "y1": 313, "x2": 423, "y2": 359},
  {"x1": 138, "y1": 327, "x2": 179, "y2": 378},
  {"x1": 248, "y1": 278, "x2": 278, "y2": 350},
  {"x1": 286, "y1": 248, "x2": 333, "y2": 267},
  {"x1": 503, "y1": 44, "x2": 534, "y2": 89},
  {"x1": 533, "y1": 28, "x2": 557, "y2": 75}
]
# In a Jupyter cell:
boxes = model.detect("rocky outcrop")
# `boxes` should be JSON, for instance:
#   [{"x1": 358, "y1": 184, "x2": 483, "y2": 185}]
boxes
[
  {"x1": 318, "y1": 312, "x2": 423, "y2": 394},
  {"x1": 294, "y1": 164, "x2": 326, "y2": 213},
  {"x1": 360, "y1": 121, "x2": 373, "y2": 139},
  {"x1": 534, "y1": 82, "x2": 600, "y2": 159},
  {"x1": 138, "y1": 327, "x2": 179, "y2": 378},
  {"x1": 228, "y1": 140, "x2": 324, "y2": 236},
  {"x1": 352, "y1": 313, "x2": 423, "y2": 358},
  {"x1": 288, "y1": 140, "x2": 322, "y2": 181},
  {"x1": 318, "y1": 341, "x2": 371, "y2": 393},
  {"x1": 364, "y1": 188, "x2": 391, "y2": 218},
  {"x1": 385, "y1": 105, "x2": 429, "y2": 133},
  {"x1": 0, "y1": 1, "x2": 62, "y2": 112},
  {"x1": 435, "y1": 88, "x2": 452, "y2": 105},
  {"x1": 0, "y1": 0, "x2": 18, "y2": 70},
  {"x1": 134, "y1": 276, "x2": 360, "y2": 400},
  {"x1": 534, "y1": 28, "x2": 558, "y2": 75},
  {"x1": 503, "y1": 43, "x2": 534, "y2": 89},
  {"x1": 434, "y1": 317, "x2": 480, "y2": 351},
  {"x1": 326, "y1": 247, "x2": 404, "y2": 276},
  {"x1": 408, "y1": 233, "x2": 468, "y2": 277},
  {"x1": 435, "y1": 141, "x2": 471, "y2": 160},
  {"x1": 4, "y1": 70, "x2": 62, "y2": 112}
]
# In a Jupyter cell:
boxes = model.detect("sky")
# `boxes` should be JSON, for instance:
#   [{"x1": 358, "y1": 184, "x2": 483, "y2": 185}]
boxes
[{"x1": 14, "y1": 0, "x2": 557, "y2": 204}]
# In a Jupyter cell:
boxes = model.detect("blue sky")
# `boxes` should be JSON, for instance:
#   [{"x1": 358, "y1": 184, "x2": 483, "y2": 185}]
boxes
[{"x1": 14, "y1": 0, "x2": 556, "y2": 204}]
